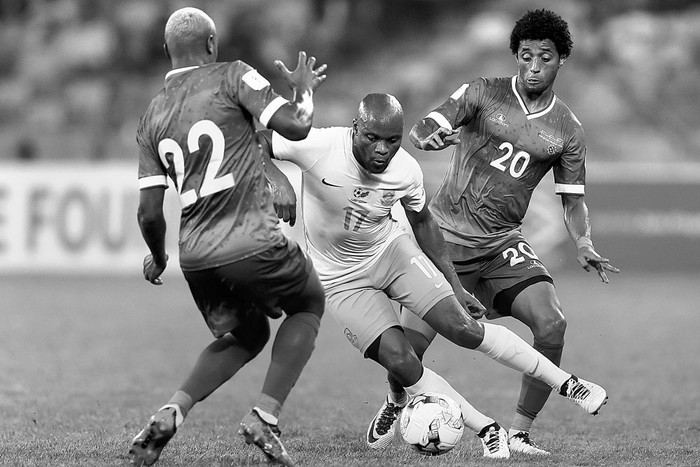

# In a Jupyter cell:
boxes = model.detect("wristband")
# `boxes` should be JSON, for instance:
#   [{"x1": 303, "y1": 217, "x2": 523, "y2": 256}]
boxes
[{"x1": 576, "y1": 236, "x2": 594, "y2": 249}]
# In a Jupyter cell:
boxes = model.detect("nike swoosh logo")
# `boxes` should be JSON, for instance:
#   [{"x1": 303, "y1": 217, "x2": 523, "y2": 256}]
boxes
[
  {"x1": 434, "y1": 281, "x2": 445, "y2": 289},
  {"x1": 322, "y1": 178, "x2": 343, "y2": 187},
  {"x1": 366, "y1": 417, "x2": 381, "y2": 444}
]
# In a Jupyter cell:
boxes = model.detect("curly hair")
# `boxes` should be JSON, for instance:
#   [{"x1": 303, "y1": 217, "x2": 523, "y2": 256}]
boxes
[{"x1": 509, "y1": 9, "x2": 573, "y2": 58}]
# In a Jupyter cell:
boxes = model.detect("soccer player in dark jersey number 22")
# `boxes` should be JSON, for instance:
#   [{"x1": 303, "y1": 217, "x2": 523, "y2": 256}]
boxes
[
  {"x1": 128, "y1": 7, "x2": 327, "y2": 467},
  {"x1": 377, "y1": 9, "x2": 620, "y2": 456}
]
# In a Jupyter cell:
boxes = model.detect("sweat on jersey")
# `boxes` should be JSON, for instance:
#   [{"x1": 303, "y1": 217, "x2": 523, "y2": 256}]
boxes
[
  {"x1": 137, "y1": 62, "x2": 287, "y2": 271},
  {"x1": 271, "y1": 127, "x2": 425, "y2": 287},
  {"x1": 426, "y1": 76, "x2": 586, "y2": 251}
]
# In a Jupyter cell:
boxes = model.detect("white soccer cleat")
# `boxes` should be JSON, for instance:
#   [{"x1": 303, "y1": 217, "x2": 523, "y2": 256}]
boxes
[
  {"x1": 366, "y1": 396, "x2": 403, "y2": 449},
  {"x1": 478, "y1": 423, "x2": 510, "y2": 459},
  {"x1": 560, "y1": 375, "x2": 608, "y2": 415},
  {"x1": 508, "y1": 431, "x2": 550, "y2": 455}
]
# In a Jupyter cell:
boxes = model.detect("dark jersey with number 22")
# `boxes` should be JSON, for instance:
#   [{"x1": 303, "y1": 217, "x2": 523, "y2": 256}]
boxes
[
  {"x1": 428, "y1": 76, "x2": 587, "y2": 253},
  {"x1": 137, "y1": 62, "x2": 286, "y2": 271}
]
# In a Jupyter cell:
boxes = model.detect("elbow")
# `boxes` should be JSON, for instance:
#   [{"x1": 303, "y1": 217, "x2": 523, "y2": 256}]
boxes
[
  {"x1": 278, "y1": 122, "x2": 311, "y2": 141},
  {"x1": 137, "y1": 206, "x2": 162, "y2": 230},
  {"x1": 408, "y1": 124, "x2": 423, "y2": 148}
]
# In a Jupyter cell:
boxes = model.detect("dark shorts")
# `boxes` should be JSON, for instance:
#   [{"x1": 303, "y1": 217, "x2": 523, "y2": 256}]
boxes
[
  {"x1": 183, "y1": 238, "x2": 314, "y2": 338},
  {"x1": 448, "y1": 233, "x2": 553, "y2": 318}
]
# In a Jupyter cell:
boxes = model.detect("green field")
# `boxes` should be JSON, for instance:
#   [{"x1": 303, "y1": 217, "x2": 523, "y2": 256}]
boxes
[{"x1": 1, "y1": 271, "x2": 699, "y2": 466}]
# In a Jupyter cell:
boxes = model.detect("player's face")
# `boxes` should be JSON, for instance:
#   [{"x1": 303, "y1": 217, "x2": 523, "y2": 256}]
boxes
[
  {"x1": 352, "y1": 116, "x2": 403, "y2": 174},
  {"x1": 515, "y1": 39, "x2": 563, "y2": 95}
]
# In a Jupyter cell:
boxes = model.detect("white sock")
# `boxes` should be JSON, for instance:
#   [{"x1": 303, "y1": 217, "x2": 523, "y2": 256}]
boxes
[
  {"x1": 477, "y1": 323, "x2": 570, "y2": 390},
  {"x1": 404, "y1": 367, "x2": 494, "y2": 433},
  {"x1": 158, "y1": 404, "x2": 185, "y2": 428},
  {"x1": 388, "y1": 391, "x2": 408, "y2": 407},
  {"x1": 253, "y1": 406, "x2": 279, "y2": 426}
]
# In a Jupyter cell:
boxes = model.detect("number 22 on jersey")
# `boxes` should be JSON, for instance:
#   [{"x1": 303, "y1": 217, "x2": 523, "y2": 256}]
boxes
[{"x1": 157, "y1": 119, "x2": 234, "y2": 207}]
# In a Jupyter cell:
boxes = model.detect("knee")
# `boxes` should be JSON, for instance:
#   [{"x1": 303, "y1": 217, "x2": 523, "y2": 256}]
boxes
[
  {"x1": 233, "y1": 315, "x2": 270, "y2": 356},
  {"x1": 533, "y1": 314, "x2": 567, "y2": 343},
  {"x1": 384, "y1": 351, "x2": 422, "y2": 386}
]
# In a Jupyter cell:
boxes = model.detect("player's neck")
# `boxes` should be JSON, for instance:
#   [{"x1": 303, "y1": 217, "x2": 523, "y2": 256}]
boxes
[
  {"x1": 171, "y1": 55, "x2": 215, "y2": 70},
  {"x1": 514, "y1": 81, "x2": 555, "y2": 114}
]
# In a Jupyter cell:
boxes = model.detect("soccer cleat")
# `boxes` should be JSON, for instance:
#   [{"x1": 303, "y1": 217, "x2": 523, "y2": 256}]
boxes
[
  {"x1": 128, "y1": 406, "x2": 178, "y2": 466},
  {"x1": 560, "y1": 375, "x2": 608, "y2": 415},
  {"x1": 239, "y1": 410, "x2": 295, "y2": 466},
  {"x1": 478, "y1": 423, "x2": 510, "y2": 459},
  {"x1": 508, "y1": 431, "x2": 550, "y2": 455},
  {"x1": 366, "y1": 396, "x2": 404, "y2": 449}
]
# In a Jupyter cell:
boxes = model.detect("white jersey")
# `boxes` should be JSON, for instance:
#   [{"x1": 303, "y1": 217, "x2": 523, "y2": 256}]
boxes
[{"x1": 272, "y1": 127, "x2": 426, "y2": 286}]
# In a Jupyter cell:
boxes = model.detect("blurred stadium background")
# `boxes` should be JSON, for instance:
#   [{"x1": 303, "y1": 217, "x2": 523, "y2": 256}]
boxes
[
  {"x1": 0, "y1": 0, "x2": 699, "y2": 273},
  {"x1": 1, "y1": 2, "x2": 699, "y2": 465}
]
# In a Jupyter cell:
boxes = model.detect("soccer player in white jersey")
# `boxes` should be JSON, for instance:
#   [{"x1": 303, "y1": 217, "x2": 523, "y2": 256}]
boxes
[
  {"x1": 398, "y1": 9, "x2": 621, "y2": 455},
  {"x1": 260, "y1": 93, "x2": 608, "y2": 458}
]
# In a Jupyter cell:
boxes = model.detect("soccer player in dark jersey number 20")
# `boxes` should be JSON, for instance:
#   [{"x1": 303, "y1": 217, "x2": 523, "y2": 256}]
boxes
[
  {"x1": 128, "y1": 7, "x2": 327, "y2": 467},
  {"x1": 381, "y1": 9, "x2": 620, "y2": 456}
]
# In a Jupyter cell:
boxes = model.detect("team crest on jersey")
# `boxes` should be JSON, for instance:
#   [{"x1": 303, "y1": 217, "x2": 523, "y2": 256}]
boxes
[
  {"x1": 488, "y1": 113, "x2": 509, "y2": 127},
  {"x1": 538, "y1": 130, "x2": 564, "y2": 153},
  {"x1": 379, "y1": 190, "x2": 396, "y2": 206},
  {"x1": 352, "y1": 187, "x2": 370, "y2": 203}
]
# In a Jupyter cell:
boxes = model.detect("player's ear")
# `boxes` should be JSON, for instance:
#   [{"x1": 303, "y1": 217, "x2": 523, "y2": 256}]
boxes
[
  {"x1": 164, "y1": 43, "x2": 170, "y2": 59},
  {"x1": 206, "y1": 35, "x2": 216, "y2": 55}
]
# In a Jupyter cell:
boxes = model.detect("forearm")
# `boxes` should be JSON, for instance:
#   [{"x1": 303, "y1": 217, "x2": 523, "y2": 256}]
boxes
[
  {"x1": 409, "y1": 119, "x2": 439, "y2": 150},
  {"x1": 563, "y1": 197, "x2": 593, "y2": 248},
  {"x1": 138, "y1": 215, "x2": 167, "y2": 264},
  {"x1": 412, "y1": 219, "x2": 461, "y2": 291}
]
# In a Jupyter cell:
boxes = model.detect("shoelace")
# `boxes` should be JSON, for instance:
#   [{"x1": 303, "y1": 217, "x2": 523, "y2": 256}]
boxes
[
  {"x1": 484, "y1": 429, "x2": 502, "y2": 453},
  {"x1": 375, "y1": 403, "x2": 401, "y2": 434},
  {"x1": 567, "y1": 380, "x2": 591, "y2": 402}
]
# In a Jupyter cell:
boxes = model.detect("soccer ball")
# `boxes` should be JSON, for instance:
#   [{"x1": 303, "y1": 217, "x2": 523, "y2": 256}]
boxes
[{"x1": 399, "y1": 392, "x2": 464, "y2": 455}]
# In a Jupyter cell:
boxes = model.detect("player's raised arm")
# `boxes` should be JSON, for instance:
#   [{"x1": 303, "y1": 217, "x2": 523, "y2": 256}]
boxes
[
  {"x1": 267, "y1": 51, "x2": 327, "y2": 141},
  {"x1": 409, "y1": 117, "x2": 460, "y2": 151},
  {"x1": 561, "y1": 193, "x2": 620, "y2": 283}
]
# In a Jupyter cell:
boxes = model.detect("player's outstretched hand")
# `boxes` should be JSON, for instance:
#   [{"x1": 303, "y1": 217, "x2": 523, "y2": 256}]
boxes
[
  {"x1": 417, "y1": 127, "x2": 460, "y2": 150},
  {"x1": 576, "y1": 247, "x2": 620, "y2": 283},
  {"x1": 143, "y1": 253, "x2": 168, "y2": 285},
  {"x1": 455, "y1": 286, "x2": 486, "y2": 319},
  {"x1": 274, "y1": 51, "x2": 327, "y2": 95}
]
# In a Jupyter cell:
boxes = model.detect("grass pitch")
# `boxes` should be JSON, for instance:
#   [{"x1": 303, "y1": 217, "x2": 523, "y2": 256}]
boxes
[{"x1": 1, "y1": 270, "x2": 699, "y2": 466}]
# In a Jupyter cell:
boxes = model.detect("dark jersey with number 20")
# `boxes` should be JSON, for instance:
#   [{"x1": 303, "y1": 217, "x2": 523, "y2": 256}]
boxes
[
  {"x1": 137, "y1": 62, "x2": 286, "y2": 271},
  {"x1": 428, "y1": 76, "x2": 587, "y2": 253}
]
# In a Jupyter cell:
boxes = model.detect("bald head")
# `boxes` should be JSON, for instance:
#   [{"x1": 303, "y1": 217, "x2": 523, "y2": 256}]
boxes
[
  {"x1": 352, "y1": 93, "x2": 405, "y2": 174},
  {"x1": 164, "y1": 7, "x2": 217, "y2": 66},
  {"x1": 356, "y1": 93, "x2": 404, "y2": 128}
]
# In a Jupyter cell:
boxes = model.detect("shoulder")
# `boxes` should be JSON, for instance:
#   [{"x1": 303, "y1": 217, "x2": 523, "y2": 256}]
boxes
[
  {"x1": 391, "y1": 148, "x2": 424, "y2": 179},
  {"x1": 554, "y1": 96, "x2": 585, "y2": 136},
  {"x1": 137, "y1": 89, "x2": 166, "y2": 131}
]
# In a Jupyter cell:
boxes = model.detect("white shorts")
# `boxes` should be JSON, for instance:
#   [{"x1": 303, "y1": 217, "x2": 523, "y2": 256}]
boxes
[{"x1": 324, "y1": 234, "x2": 454, "y2": 355}]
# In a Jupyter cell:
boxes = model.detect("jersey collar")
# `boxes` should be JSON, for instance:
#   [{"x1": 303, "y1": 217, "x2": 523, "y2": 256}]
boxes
[
  {"x1": 511, "y1": 75, "x2": 557, "y2": 120},
  {"x1": 165, "y1": 66, "x2": 199, "y2": 82}
]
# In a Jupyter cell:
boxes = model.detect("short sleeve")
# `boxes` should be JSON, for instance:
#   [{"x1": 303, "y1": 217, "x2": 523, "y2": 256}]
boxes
[
  {"x1": 553, "y1": 123, "x2": 586, "y2": 195},
  {"x1": 136, "y1": 112, "x2": 168, "y2": 189},
  {"x1": 399, "y1": 152, "x2": 427, "y2": 212},
  {"x1": 425, "y1": 78, "x2": 485, "y2": 130},
  {"x1": 224, "y1": 61, "x2": 289, "y2": 128},
  {"x1": 271, "y1": 127, "x2": 339, "y2": 171}
]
